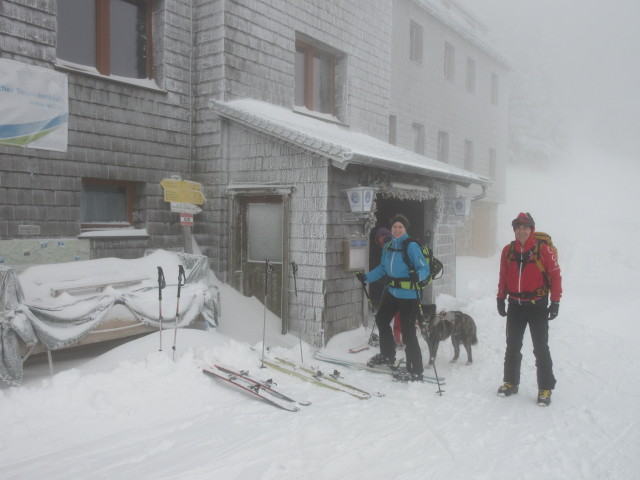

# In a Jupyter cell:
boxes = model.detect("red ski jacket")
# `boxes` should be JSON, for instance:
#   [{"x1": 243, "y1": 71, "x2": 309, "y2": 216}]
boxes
[{"x1": 497, "y1": 233, "x2": 562, "y2": 304}]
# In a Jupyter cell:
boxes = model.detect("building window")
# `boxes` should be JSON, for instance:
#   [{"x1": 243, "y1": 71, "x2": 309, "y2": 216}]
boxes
[
  {"x1": 489, "y1": 148, "x2": 497, "y2": 178},
  {"x1": 491, "y1": 72, "x2": 500, "y2": 105},
  {"x1": 81, "y1": 179, "x2": 135, "y2": 229},
  {"x1": 247, "y1": 203, "x2": 283, "y2": 262},
  {"x1": 412, "y1": 122, "x2": 425, "y2": 155},
  {"x1": 464, "y1": 139, "x2": 474, "y2": 170},
  {"x1": 57, "y1": 0, "x2": 153, "y2": 79},
  {"x1": 444, "y1": 42, "x2": 455, "y2": 82},
  {"x1": 389, "y1": 115, "x2": 397, "y2": 145},
  {"x1": 438, "y1": 131, "x2": 449, "y2": 163},
  {"x1": 466, "y1": 57, "x2": 476, "y2": 93},
  {"x1": 295, "y1": 39, "x2": 337, "y2": 115},
  {"x1": 410, "y1": 21, "x2": 423, "y2": 64}
]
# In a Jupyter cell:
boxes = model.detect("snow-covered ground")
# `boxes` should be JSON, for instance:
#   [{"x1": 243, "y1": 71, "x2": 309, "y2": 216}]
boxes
[{"x1": 1, "y1": 147, "x2": 639, "y2": 479}]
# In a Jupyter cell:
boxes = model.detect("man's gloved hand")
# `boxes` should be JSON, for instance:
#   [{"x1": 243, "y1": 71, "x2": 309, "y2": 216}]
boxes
[
  {"x1": 497, "y1": 298, "x2": 507, "y2": 317},
  {"x1": 355, "y1": 272, "x2": 366, "y2": 283},
  {"x1": 548, "y1": 301, "x2": 560, "y2": 320},
  {"x1": 409, "y1": 271, "x2": 419, "y2": 284}
]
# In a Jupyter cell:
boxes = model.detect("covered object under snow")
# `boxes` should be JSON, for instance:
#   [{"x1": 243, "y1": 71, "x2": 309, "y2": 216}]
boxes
[{"x1": 0, "y1": 250, "x2": 218, "y2": 385}]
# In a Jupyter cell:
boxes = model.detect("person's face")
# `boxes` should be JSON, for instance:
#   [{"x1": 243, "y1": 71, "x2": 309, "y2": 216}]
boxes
[
  {"x1": 514, "y1": 225, "x2": 532, "y2": 245},
  {"x1": 375, "y1": 235, "x2": 387, "y2": 247},
  {"x1": 391, "y1": 222, "x2": 406, "y2": 238}
]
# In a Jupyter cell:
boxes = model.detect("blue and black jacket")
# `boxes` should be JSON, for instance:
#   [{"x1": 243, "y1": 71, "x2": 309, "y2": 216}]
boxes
[{"x1": 364, "y1": 233, "x2": 430, "y2": 299}]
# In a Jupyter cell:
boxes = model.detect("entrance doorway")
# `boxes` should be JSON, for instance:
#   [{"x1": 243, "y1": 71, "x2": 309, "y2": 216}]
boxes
[
  {"x1": 368, "y1": 196, "x2": 437, "y2": 306},
  {"x1": 234, "y1": 196, "x2": 284, "y2": 317}
]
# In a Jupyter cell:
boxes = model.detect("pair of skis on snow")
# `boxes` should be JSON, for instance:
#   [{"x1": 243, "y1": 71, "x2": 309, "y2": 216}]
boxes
[
  {"x1": 312, "y1": 350, "x2": 446, "y2": 386},
  {"x1": 203, "y1": 356, "x2": 384, "y2": 412},
  {"x1": 203, "y1": 364, "x2": 311, "y2": 412}
]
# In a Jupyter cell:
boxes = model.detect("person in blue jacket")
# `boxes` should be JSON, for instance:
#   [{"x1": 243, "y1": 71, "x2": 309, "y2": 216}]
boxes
[{"x1": 356, "y1": 214, "x2": 430, "y2": 381}]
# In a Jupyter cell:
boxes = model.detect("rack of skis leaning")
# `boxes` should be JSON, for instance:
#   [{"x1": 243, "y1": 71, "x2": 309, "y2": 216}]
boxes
[{"x1": 155, "y1": 259, "x2": 446, "y2": 413}]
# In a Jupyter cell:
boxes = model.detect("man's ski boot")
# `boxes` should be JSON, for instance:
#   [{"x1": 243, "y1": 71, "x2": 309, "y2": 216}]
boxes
[
  {"x1": 497, "y1": 382, "x2": 519, "y2": 397},
  {"x1": 367, "y1": 353, "x2": 396, "y2": 368},
  {"x1": 537, "y1": 389, "x2": 552, "y2": 407}
]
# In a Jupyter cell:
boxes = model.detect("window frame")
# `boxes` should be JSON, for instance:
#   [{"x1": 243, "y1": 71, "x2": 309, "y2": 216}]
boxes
[
  {"x1": 438, "y1": 131, "x2": 450, "y2": 163},
  {"x1": 409, "y1": 21, "x2": 423, "y2": 64},
  {"x1": 295, "y1": 39, "x2": 337, "y2": 116},
  {"x1": 466, "y1": 56, "x2": 476, "y2": 93},
  {"x1": 464, "y1": 139, "x2": 474, "y2": 171},
  {"x1": 412, "y1": 122, "x2": 425, "y2": 155},
  {"x1": 389, "y1": 115, "x2": 397, "y2": 146},
  {"x1": 81, "y1": 178, "x2": 136, "y2": 231},
  {"x1": 444, "y1": 42, "x2": 455, "y2": 82},
  {"x1": 57, "y1": 0, "x2": 154, "y2": 79}
]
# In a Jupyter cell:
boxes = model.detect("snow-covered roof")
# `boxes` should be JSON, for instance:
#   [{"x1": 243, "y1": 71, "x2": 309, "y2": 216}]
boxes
[
  {"x1": 413, "y1": 0, "x2": 510, "y2": 67},
  {"x1": 210, "y1": 99, "x2": 489, "y2": 188}
]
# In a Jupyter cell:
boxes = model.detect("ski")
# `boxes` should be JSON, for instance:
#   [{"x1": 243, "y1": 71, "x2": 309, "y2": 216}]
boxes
[
  {"x1": 262, "y1": 357, "x2": 377, "y2": 400},
  {"x1": 348, "y1": 345, "x2": 370, "y2": 353},
  {"x1": 313, "y1": 350, "x2": 446, "y2": 385},
  {"x1": 203, "y1": 365, "x2": 305, "y2": 412},
  {"x1": 213, "y1": 364, "x2": 311, "y2": 406}
]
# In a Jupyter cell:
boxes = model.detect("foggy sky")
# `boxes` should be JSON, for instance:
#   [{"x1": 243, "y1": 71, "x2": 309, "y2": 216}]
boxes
[{"x1": 466, "y1": 0, "x2": 640, "y2": 157}]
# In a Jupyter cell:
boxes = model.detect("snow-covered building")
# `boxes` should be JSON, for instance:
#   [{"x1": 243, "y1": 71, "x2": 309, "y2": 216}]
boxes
[{"x1": 0, "y1": 0, "x2": 508, "y2": 346}]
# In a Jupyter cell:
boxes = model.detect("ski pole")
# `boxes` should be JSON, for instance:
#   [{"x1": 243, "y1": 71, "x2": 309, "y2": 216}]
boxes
[
  {"x1": 412, "y1": 278, "x2": 444, "y2": 395},
  {"x1": 157, "y1": 266, "x2": 166, "y2": 351},
  {"x1": 357, "y1": 275, "x2": 378, "y2": 345},
  {"x1": 172, "y1": 265, "x2": 186, "y2": 361},
  {"x1": 291, "y1": 261, "x2": 303, "y2": 363},
  {"x1": 261, "y1": 259, "x2": 273, "y2": 368}
]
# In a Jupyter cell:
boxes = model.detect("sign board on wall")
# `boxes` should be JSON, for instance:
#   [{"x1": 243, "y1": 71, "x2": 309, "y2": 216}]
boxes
[
  {"x1": 343, "y1": 237, "x2": 369, "y2": 271},
  {"x1": 0, "y1": 59, "x2": 69, "y2": 152},
  {"x1": 160, "y1": 178, "x2": 205, "y2": 205}
]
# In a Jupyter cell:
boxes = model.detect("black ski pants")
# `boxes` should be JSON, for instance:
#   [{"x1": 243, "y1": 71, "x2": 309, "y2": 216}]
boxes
[
  {"x1": 503, "y1": 301, "x2": 556, "y2": 391},
  {"x1": 375, "y1": 292, "x2": 423, "y2": 374}
]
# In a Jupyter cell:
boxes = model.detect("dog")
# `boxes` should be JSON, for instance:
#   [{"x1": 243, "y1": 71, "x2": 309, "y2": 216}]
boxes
[{"x1": 418, "y1": 305, "x2": 478, "y2": 367}]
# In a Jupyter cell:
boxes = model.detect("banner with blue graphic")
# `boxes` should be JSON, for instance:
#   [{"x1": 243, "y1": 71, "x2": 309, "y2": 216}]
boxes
[{"x1": 0, "y1": 59, "x2": 68, "y2": 152}]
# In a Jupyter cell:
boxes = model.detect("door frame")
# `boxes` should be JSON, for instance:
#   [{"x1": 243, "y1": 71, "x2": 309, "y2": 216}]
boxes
[{"x1": 226, "y1": 184, "x2": 293, "y2": 334}]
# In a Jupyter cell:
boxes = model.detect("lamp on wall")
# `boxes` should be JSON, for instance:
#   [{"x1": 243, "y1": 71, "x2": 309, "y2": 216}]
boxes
[{"x1": 344, "y1": 186, "x2": 376, "y2": 214}]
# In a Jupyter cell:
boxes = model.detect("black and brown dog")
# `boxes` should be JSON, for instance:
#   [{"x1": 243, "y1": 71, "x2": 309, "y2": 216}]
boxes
[{"x1": 418, "y1": 305, "x2": 478, "y2": 367}]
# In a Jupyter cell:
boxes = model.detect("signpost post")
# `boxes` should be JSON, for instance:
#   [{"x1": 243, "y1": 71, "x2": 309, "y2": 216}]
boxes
[{"x1": 160, "y1": 178, "x2": 205, "y2": 254}]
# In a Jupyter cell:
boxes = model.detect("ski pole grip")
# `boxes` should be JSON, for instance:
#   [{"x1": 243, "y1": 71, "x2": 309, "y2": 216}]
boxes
[
  {"x1": 157, "y1": 266, "x2": 166, "y2": 299},
  {"x1": 177, "y1": 265, "x2": 186, "y2": 297}
]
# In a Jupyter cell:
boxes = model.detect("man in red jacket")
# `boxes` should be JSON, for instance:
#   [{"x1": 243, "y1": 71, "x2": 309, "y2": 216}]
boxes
[{"x1": 496, "y1": 212, "x2": 562, "y2": 406}]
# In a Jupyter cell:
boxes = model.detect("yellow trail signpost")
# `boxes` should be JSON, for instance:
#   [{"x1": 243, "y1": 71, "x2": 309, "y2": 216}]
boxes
[{"x1": 160, "y1": 179, "x2": 205, "y2": 205}]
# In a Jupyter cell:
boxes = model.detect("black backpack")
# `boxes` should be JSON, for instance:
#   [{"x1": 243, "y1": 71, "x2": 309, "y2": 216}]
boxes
[{"x1": 386, "y1": 237, "x2": 444, "y2": 286}]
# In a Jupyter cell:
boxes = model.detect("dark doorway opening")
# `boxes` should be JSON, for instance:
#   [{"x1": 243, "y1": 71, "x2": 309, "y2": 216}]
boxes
[{"x1": 368, "y1": 197, "x2": 429, "y2": 307}]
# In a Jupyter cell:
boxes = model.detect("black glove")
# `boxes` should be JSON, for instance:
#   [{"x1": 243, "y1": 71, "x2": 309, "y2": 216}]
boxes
[
  {"x1": 497, "y1": 298, "x2": 507, "y2": 317},
  {"x1": 409, "y1": 271, "x2": 419, "y2": 284},
  {"x1": 355, "y1": 272, "x2": 366, "y2": 283},
  {"x1": 548, "y1": 301, "x2": 560, "y2": 320}
]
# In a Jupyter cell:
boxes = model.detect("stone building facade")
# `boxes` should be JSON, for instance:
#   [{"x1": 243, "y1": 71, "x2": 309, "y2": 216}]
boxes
[{"x1": 0, "y1": 0, "x2": 508, "y2": 346}]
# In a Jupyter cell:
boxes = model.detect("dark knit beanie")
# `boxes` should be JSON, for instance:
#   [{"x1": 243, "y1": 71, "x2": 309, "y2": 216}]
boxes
[
  {"x1": 511, "y1": 212, "x2": 535, "y2": 229},
  {"x1": 390, "y1": 214, "x2": 410, "y2": 230}
]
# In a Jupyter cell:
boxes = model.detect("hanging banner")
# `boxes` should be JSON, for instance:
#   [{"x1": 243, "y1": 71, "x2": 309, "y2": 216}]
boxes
[{"x1": 0, "y1": 59, "x2": 69, "y2": 152}]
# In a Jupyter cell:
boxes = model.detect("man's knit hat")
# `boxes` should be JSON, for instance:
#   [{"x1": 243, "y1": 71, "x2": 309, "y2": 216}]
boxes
[{"x1": 511, "y1": 212, "x2": 535, "y2": 229}]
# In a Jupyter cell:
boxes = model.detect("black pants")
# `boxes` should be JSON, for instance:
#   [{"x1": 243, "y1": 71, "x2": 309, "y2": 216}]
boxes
[
  {"x1": 375, "y1": 292, "x2": 423, "y2": 374},
  {"x1": 503, "y1": 302, "x2": 556, "y2": 390}
]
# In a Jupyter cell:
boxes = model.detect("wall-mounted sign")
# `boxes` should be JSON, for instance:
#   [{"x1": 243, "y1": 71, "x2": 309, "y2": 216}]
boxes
[
  {"x1": 160, "y1": 178, "x2": 205, "y2": 205},
  {"x1": 0, "y1": 59, "x2": 69, "y2": 152}
]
